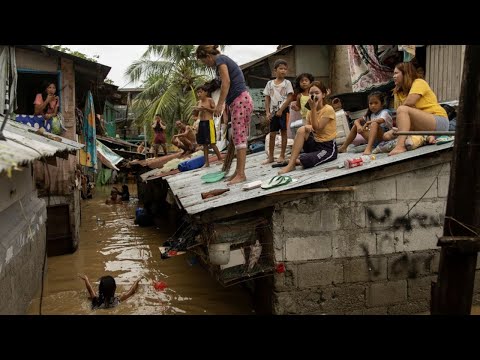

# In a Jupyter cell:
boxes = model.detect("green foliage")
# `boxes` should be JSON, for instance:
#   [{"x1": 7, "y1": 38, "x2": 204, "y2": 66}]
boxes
[
  {"x1": 48, "y1": 45, "x2": 100, "y2": 63},
  {"x1": 126, "y1": 45, "x2": 226, "y2": 143}
]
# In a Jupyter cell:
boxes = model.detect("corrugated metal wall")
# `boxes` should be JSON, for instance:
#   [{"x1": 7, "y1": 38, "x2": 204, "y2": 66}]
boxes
[{"x1": 426, "y1": 45, "x2": 465, "y2": 102}]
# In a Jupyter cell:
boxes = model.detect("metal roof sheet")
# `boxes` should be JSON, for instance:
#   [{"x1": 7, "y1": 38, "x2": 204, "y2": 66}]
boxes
[
  {"x1": 0, "y1": 120, "x2": 84, "y2": 174},
  {"x1": 165, "y1": 142, "x2": 454, "y2": 217}
]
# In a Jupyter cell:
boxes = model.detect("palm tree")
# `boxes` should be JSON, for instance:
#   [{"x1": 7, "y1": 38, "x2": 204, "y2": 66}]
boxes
[{"x1": 125, "y1": 45, "x2": 226, "y2": 140}]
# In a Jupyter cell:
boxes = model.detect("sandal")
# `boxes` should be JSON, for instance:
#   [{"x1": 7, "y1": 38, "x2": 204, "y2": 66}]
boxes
[{"x1": 261, "y1": 175, "x2": 292, "y2": 189}]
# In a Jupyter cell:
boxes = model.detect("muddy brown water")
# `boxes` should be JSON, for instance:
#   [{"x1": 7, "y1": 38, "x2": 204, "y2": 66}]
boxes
[{"x1": 27, "y1": 184, "x2": 254, "y2": 315}]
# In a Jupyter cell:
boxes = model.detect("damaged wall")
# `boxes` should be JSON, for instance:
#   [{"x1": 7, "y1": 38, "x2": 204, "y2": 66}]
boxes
[
  {"x1": 0, "y1": 164, "x2": 47, "y2": 314},
  {"x1": 330, "y1": 45, "x2": 353, "y2": 94},
  {"x1": 271, "y1": 161, "x2": 478, "y2": 314}
]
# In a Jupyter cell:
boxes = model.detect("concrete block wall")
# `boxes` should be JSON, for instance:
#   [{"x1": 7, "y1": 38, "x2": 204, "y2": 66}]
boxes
[
  {"x1": 0, "y1": 191, "x2": 47, "y2": 314},
  {"x1": 272, "y1": 162, "x2": 470, "y2": 314}
]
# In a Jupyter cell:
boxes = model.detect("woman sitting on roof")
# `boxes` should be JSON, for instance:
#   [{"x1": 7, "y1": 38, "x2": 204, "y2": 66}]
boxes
[
  {"x1": 278, "y1": 81, "x2": 337, "y2": 175},
  {"x1": 387, "y1": 62, "x2": 449, "y2": 156}
]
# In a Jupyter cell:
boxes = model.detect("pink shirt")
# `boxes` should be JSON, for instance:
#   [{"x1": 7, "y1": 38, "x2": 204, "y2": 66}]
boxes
[{"x1": 34, "y1": 93, "x2": 58, "y2": 114}]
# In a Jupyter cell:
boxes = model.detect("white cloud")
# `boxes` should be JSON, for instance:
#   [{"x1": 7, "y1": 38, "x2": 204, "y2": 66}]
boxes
[{"x1": 62, "y1": 45, "x2": 279, "y2": 87}]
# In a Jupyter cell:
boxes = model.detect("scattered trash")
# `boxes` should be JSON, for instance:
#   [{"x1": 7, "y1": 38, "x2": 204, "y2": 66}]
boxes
[
  {"x1": 153, "y1": 280, "x2": 168, "y2": 291},
  {"x1": 275, "y1": 263, "x2": 286, "y2": 274},
  {"x1": 201, "y1": 188, "x2": 230, "y2": 199}
]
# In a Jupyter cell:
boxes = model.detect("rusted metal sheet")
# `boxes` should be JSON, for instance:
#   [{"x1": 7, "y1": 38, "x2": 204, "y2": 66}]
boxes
[{"x1": 0, "y1": 120, "x2": 84, "y2": 174}]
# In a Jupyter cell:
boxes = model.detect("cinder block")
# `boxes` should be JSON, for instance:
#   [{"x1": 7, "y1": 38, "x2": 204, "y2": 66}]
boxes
[
  {"x1": 376, "y1": 231, "x2": 404, "y2": 254},
  {"x1": 337, "y1": 205, "x2": 366, "y2": 230},
  {"x1": 333, "y1": 231, "x2": 376, "y2": 258},
  {"x1": 396, "y1": 170, "x2": 438, "y2": 200},
  {"x1": 367, "y1": 280, "x2": 407, "y2": 307},
  {"x1": 403, "y1": 227, "x2": 442, "y2": 252},
  {"x1": 437, "y1": 174, "x2": 450, "y2": 198},
  {"x1": 345, "y1": 309, "x2": 364, "y2": 315},
  {"x1": 354, "y1": 177, "x2": 397, "y2": 202},
  {"x1": 313, "y1": 284, "x2": 366, "y2": 314},
  {"x1": 387, "y1": 300, "x2": 430, "y2": 315},
  {"x1": 273, "y1": 291, "x2": 297, "y2": 315},
  {"x1": 388, "y1": 252, "x2": 436, "y2": 280},
  {"x1": 297, "y1": 261, "x2": 344, "y2": 288},
  {"x1": 344, "y1": 256, "x2": 387, "y2": 283},
  {"x1": 408, "y1": 276, "x2": 436, "y2": 300},
  {"x1": 365, "y1": 203, "x2": 409, "y2": 232},
  {"x1": 282, "y1": 207, "x2": 338, "y2": 233},
  {"x1": 285, "y1": 235, "x2": 332, "y2": 261},
  {"x1": 431, "y1": 251, "x2": 441, "y2": 273},
  {"x1": 406, "y1": 200, "x2": 446, "y2": 229},
  {"x1": 363, "y1": 306, "x2": 388, "y2": 315}
]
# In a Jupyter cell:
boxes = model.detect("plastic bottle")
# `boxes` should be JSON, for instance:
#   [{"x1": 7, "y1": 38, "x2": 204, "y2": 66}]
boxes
[
  {"x1": 361, "y1": 155, "x2": 376, "y2": 164},
  {"x1": 344, "y1": 157, "x2": 364, "y2": 168}
]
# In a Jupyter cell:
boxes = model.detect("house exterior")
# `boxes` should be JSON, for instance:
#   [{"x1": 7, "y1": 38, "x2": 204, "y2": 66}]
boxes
[
  {"x1": 241, "y1": 45, "x2": 465, "y2": 107},
  {"x1": 0, "y1": 120, "x2": 83, "y2": 314},
  {"x1": 162, "y1": 140, "x2": 479, "y2": 314},
  {"x1": 13, "y1": 45, "x2": 111, "y2": 255}
]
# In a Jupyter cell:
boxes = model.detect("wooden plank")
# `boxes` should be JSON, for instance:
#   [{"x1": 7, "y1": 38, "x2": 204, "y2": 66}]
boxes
[{"x1": 266, "y1": 186, "x2": 355, "y2": 196}]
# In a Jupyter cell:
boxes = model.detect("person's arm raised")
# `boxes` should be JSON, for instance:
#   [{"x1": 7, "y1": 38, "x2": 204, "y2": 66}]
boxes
[{"x1": 119, "y1": 278, "x2": 141, "y2": 302}]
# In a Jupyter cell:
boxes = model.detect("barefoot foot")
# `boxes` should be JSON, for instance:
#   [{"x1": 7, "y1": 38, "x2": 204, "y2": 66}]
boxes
[{"x1": 227, "y1": 175, "x2": 246, "y2": 186}]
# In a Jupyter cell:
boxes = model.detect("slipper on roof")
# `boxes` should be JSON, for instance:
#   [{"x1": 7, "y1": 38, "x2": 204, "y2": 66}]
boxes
[
  {"x1": 201, "y1": 171, "x2": 225, "y2": 183},
  {"x1": 261, "y1": 175, "x2": 292, "y2": 189},
  {"x1": 271, "y1": 161, "x2": 289, "y2": 168},
  {"x1": 435, "y1": 136, "x2": 454, "y2": 145}
]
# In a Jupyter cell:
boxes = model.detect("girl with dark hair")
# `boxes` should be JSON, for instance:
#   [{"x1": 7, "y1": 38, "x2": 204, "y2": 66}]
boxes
[
  {"x1": 34, "y1": 81, "x2": 59, "y2": 120},
  {"x1": 278, "y1": 81, "x2": 337, "y2": 174},
  {"x1": 338, "y1": 91, "x2": 392, "y2": 155},
  {"x1": 79, "y1": 274, "x2": 141, "y2": 310}
]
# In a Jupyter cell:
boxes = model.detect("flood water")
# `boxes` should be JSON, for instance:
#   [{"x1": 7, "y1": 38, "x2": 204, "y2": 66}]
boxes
[{"x1": 27, "y1": 184, "x2": 254, "y2": 315}]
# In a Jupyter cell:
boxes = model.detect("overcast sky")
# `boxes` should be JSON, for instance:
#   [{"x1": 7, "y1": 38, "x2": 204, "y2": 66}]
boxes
[{"x1": 62, "y1": 45, "x2": 279, "y2": 88}]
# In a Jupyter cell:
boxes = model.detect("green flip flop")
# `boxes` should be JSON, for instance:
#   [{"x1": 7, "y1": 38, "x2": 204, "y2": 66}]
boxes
[
  {"x1": 261, "y1": 175, "x2": 292, "y2": 189},
  {"x1": 201, "y1": 171, "x2": 226, "y2": 183}
]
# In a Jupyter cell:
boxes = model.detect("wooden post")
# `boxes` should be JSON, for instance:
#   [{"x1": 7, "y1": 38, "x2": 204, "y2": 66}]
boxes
[{"x1": 431, "y1": 45, "x2": 480, "y2": 315}]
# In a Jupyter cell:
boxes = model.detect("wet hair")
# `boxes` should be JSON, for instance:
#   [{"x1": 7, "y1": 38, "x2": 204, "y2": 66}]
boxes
[
  {"x1": 273, "y1": 59, "x2": 288, "y2": 69},
  {"x1": 196, "y1": 45, "x2": 221, "y2": 59},
  {"x1": 365, "y1": 91, "x2": 386, "y2": 119},
  {"x1": 294, "y1": 73, "x2": 315, "y2": 94},
  {"x1": 196, "y1": 84, "x2": 210, "y2": 94},
  {"x1": 393, "y1": 62, "x2": 420, "y2": 95},
  {"x1": 203, "y1": 79, "x2": 221, "y2": 93},
  {"x1": 92, "y1": 276, "x2": 117, "y2": 309}
]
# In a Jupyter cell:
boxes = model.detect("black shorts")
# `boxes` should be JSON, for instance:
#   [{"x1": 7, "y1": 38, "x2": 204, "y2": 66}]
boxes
[
  {"x1": 299, "y1": 133, "x2": 337, "y2": 169},
  {"x1": 269, "y1": 108, "x2": 288, "y2": 132},
  {"x1": 196, "y1": 120, "x2": 216, "y2": 145}
]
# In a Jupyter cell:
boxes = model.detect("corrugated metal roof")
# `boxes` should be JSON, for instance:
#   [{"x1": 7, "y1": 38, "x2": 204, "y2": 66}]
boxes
[
  {"x1": 165, "y1": 141, "x2": 454, "y2": 217},
  {"x1": 0, "y1": 120, "x2": 84, "y2": 174},
  {"x1": 240, "y1": 45, "x2": 293, "y2": 70}
]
